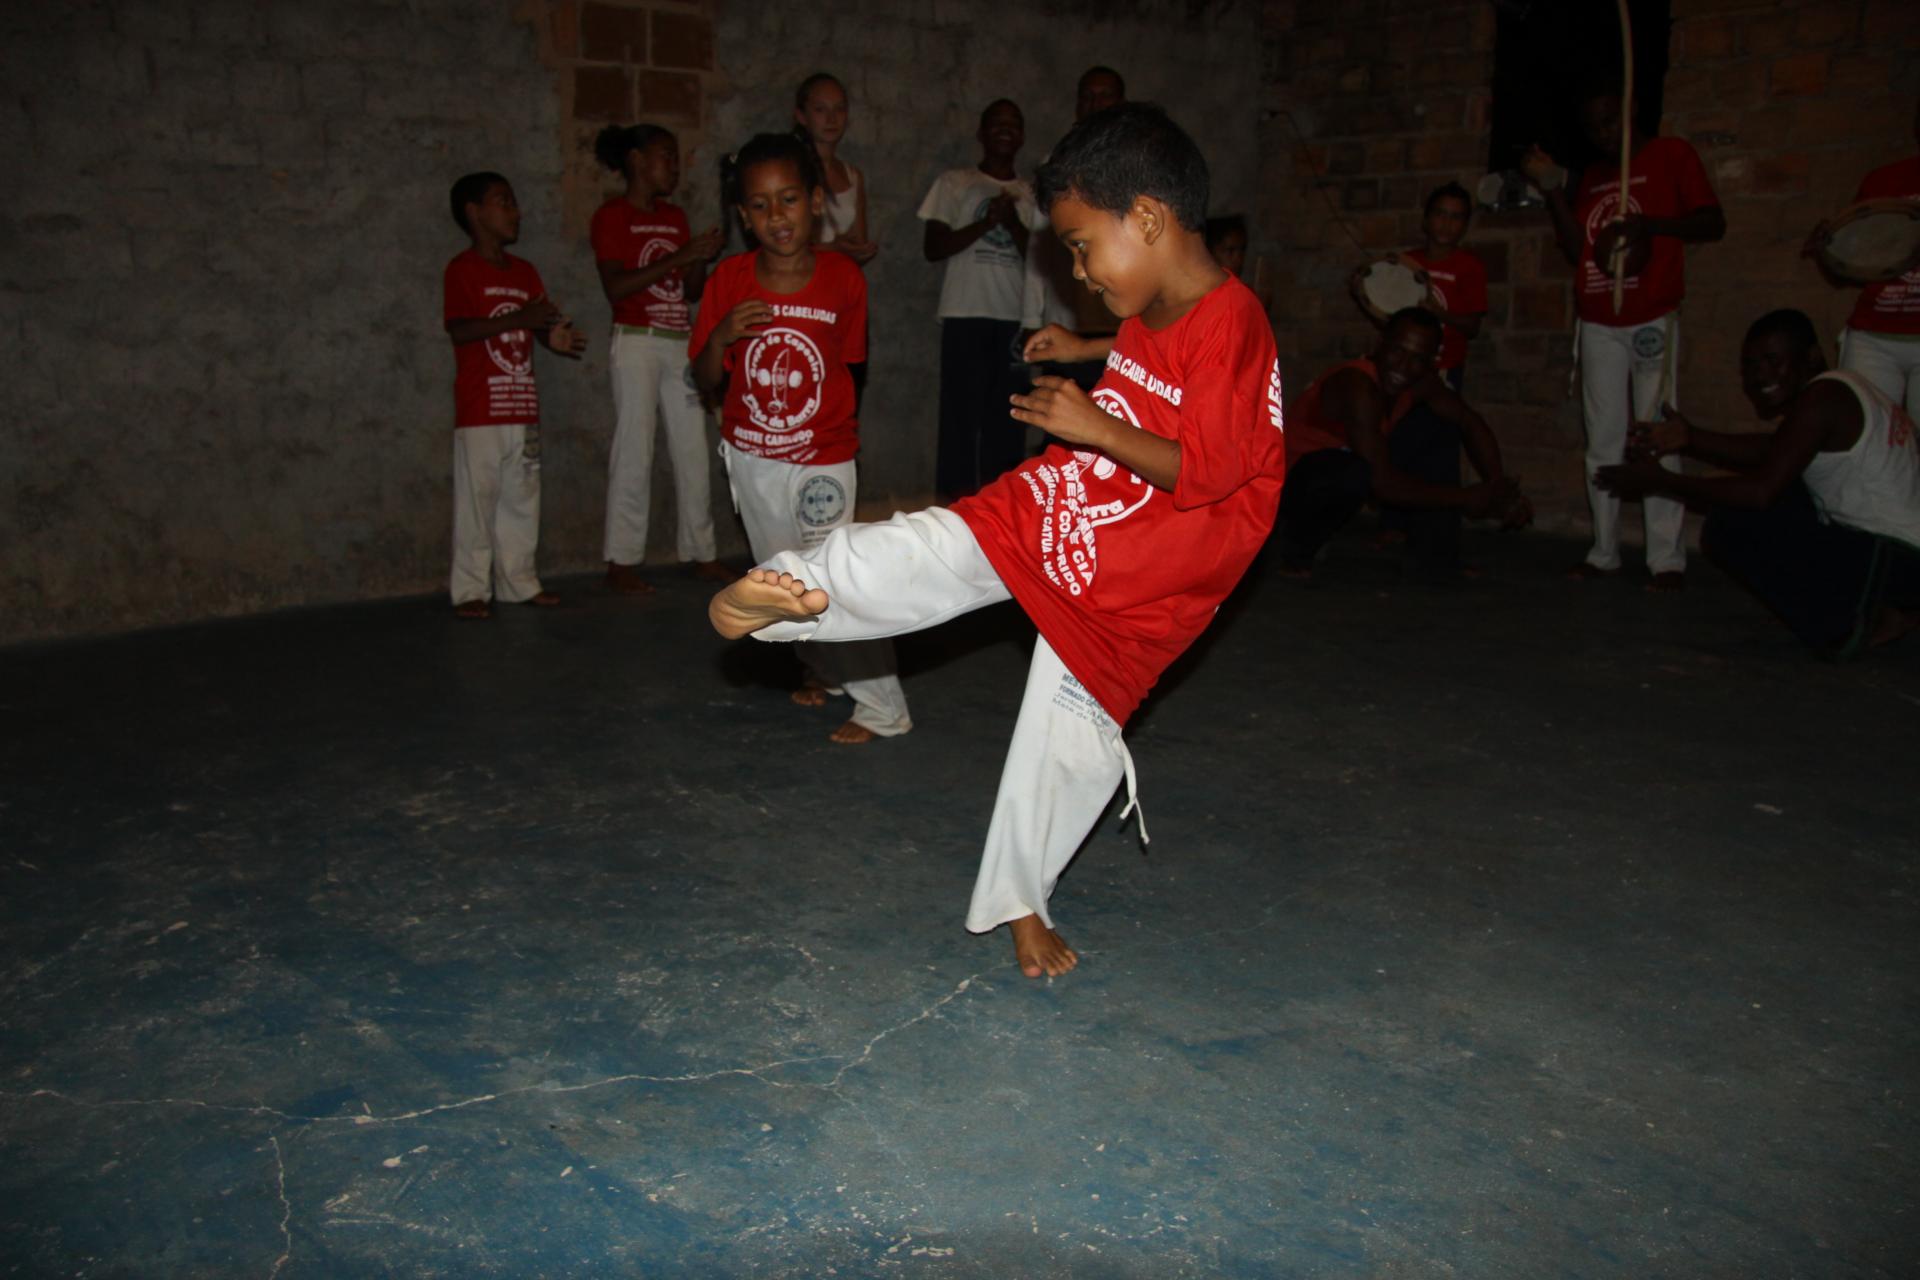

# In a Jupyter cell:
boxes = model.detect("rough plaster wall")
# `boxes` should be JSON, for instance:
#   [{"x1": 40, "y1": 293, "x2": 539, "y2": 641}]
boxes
[
  {"x1": 4, "y1": 0, "x2": 611, "y2": 647},
  {"x1": 706, "y1": 0, "x2": 1268, "y2": 512},
  {"x1": 4, "y1": 0, "x2": 1266, "y2": 647}
]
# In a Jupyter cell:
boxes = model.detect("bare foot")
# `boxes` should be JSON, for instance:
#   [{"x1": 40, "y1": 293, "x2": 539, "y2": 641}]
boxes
[
  {"x1": 790, "y1": 685, "x2": 830, "y2": 708},
  {"x1": 689, "y1": 559, "x2": 742, "y2": 584},
  {"x1": 1566, "y1": 562, "x2": 1619, "y2": 581},
  {"x1": 454, "y1": 599, "x2": 491, "y2": 620},
  {"x1": 527, "y1": 590, "x2": 561, "y2": 607},
  {"x1": 1008, "y1": 914, "x2": 1077, "y2": 978},
  {"x1": 605, "y1": 562, "x2": 655, "y2": 596},
  {"x1": 709, "y1": 568, "x2": 829, "y2": 639},
  {"x1": 828, "y1": 720, "x2": 876, "y2": 745},
  {"x1": 1646, "y1": 571, "x2": 1685, "y2": 593}
]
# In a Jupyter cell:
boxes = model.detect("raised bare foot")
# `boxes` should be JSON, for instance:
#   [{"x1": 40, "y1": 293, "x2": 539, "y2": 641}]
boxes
[
  {"x1": 454, "y1": 599, "x2": 491, "y2": 620},
  {"x1": 689, "y1": 559, "x2": 742, "y2": 584},
  {"x1": 1008, "y1": 914, "x2": 1077, "y2": 978},
  {"x1": 527, "y1": 590, "x2": 561, "y2": 607},
  {"x1": 1646, "y1": 571, "x2": 1685, "y2": 593},
  {"x1": 828, "y1": 720, "x2": 876, "y2": 745},
  {"x1": 709, "y1": 568, "x2": 829, "y2": 639},
  {"x1": 790, "y1": 685, "x2": 830, "y2": 708},
  {"x1": 605, "y1": 562, "x2": 655, "y2": 596}
]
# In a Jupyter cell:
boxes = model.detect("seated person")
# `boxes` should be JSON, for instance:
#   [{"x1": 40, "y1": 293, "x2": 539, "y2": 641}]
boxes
[
  {"x1": 1597, "y1": 309, "x2": 1920, "y2": 657},
  {"x1": 1275, "y1": 307, "x2": 1531, "y2": 578}
]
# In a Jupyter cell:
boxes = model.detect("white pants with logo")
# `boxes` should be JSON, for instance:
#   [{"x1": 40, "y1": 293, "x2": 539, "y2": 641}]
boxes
[
  {"x1": 604, "y1": 329, "x2": 717, "y2": 565},
  {"x1": 451, "y1": 423, "x2": 544, "y2": 605},
  {"x1": 752, "y1": 507, "x2": 1131, "y2": 934},
  {"x1": 1579, "y1": 313, "x2": 1687, "y2": 573},
  {"x1": 723, "y1": 443, "x2": 911, "y2": 737},
  {"x1": 1839, "y1": 327, "x2": 1920, "y2": 415}
]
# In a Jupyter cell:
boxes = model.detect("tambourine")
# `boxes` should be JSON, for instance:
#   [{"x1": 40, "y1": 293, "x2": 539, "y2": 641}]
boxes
[
  {"x1": 1812, "y1": 198, "x2": 1920, "y2": 285},
  {"x1": 1358, "y1": 256, "x2": 1430, "y2": 324}
]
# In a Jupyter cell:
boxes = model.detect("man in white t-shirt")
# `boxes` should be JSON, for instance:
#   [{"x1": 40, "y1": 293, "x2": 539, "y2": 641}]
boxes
[
  {"x1": 919, "y1": 98, "x2": 1043, "y2": 499},
  {"x1": 1598, "y1": 309, "x2": 1920, "y2": 657}
]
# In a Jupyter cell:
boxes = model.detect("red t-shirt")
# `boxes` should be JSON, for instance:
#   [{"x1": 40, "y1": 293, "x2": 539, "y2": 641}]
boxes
[
  {"x1": 442, "y1": 249, "x2": 545, "y2": 428},
  {"x1": 689, "y1": 251, "x2": 867, "y2": 465},
  {"x1": 1846, "y1": 156, "x2": 1920, "y2": 335},
  {"x1": 1284, "y1": 358, "x2": 1416, "y2": 464},
  {"x1": 590, "y1": 197, "x2": 694, "y2": 331},
  {"x1": 1573, "y1": 136, "x2": 1719, "y2": 327},
  {"x1": 1402, "y1": 247, "x2": 1487, "y2": 372},
  {"x1": 952, "y1": 277, "x2": 1286, "y2": 724}
]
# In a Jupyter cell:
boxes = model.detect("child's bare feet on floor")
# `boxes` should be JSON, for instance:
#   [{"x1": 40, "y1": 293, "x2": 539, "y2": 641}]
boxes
[
  {"x1": 790, "y1": 683, "x2": 830, "y2": 708},
  {"x1": 454, "y1": 599, "x2": 491, "y2": 619},
  {"x1": 1008, "y1": 914, "x2": 1077, "y2": 978},
  {"x1": 528, "y1": 591, "x2": 561, "y2": 607},
  {"x1": 828, "y1": 721, "x2": 875, "y2": 745},
  {"x1": 605, "y1": 562, "x2": 655, "y2": 596},
  {"x1": 709, "y1": 569, "x2": 829, "y2": 638}
]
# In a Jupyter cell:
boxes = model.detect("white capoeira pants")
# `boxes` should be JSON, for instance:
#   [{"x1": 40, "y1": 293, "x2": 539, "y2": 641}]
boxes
[
  {"x1": 752, "y1": 507, "x2": 1133, "y2": 934},
  {"x1": 450, "y1": 423, "x2": 544, "y2": 605},
  {"x1": 1839, "y1": 327, "x2": 1920, "y2": 416},
  {"x1": 722, "y1": 443, "x2": 911, "y2": 738},
  {"x1": 1579, "y1": 313, "x2": 1687, "y2": 574},
  {"x1": 603, "y1": 329, "x2": 717, "y2": 566}
]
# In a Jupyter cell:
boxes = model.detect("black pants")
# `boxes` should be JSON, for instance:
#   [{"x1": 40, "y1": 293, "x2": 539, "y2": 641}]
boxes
[
  {"x1": 937, "y1": 318, "x2": 1026, "y2": 499},
  {"x1": 1276, "y1": 404, "x2": 1464, "y2": 572},
  {"x1": 1703, "y1": 483, "x2": 1920, "y2": 657}
]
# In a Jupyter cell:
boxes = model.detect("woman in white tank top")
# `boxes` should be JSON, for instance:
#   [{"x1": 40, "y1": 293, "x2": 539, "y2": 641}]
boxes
[{"x1": 794, "y1": 72, "x2": 877, "y2": 264}]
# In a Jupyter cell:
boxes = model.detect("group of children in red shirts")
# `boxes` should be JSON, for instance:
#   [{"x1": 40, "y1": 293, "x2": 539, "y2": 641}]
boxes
[{"x1": 440, "y1": 78, "x2": 1920, "y2": 978}]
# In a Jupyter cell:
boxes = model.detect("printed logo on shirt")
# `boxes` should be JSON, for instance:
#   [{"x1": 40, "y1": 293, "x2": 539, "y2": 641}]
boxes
[
  {"x1": 485, "y1": 301, "x2": 534, "y2": 377},
  {"x1": 973, "y1": 196, "x2": 1014, "y2": 250},
  {"x1": 796, "y1": 474, "x2": 848, "y2": 528},
  {"x1": 1892, "y1": 405, "x2": 1914, "y2": 449},
  {"x1": 742, "y1": 328, "x2": 826, "y2": 432},
  {"x1": 637, "y1": 237, "x2": 685, "y2": 302},
  {"x1": 1266, "y1": 360, "x2": 1285, "y2": 433},
  {"x1": 1014, "y1": 388, "x2": 1155, "y2": 598},
  {"x1": 1582, "y1": 178, "x2": 1646, "y2": 244}
]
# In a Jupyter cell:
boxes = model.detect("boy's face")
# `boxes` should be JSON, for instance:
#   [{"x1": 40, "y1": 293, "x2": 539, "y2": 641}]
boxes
[
  {"x1": 1374, "y1": 318, "x2": 1440, "y2": 396},
  {"x1": 471, "y1": 182, "x2": 521, "y2": 244},
  {"x1": 978, "y1": 103, "x2": 1024, "y2": 161},
  {"x1": 1076, "y1": 72, "x2": 1123, "y2": 122},
  {"x1": 737, "y1": 157, "x2": 821, "y2": 256},
  {"x1": 1423, "y1": 196, "x2": 1469, "y2": 249},
  {"x1": 1049, "y1": 192, "x2": 1158, "y2": 319}
]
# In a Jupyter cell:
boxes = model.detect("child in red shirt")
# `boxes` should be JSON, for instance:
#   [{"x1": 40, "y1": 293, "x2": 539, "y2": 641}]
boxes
[
  {"x1": 709, "y1": 106, "x2": 1286, "y2": 978},
  {"x1": 442, "y1": 172, "x2": 587, "y2": 618},
  {"x1": 1348, "y1": 182, "x2": 1488, "y2": 392},
  {"x1": 690, "y1": 133, "x2": 909, "y2": 745},
  {"x1": 591, "y1": 124, "x2": 727, "y2": 595}
]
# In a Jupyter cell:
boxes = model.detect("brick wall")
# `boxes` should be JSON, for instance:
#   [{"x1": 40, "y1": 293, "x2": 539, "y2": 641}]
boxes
[{"x1": 1261, "y1": 0, "x2": 1919, "y2": 539}]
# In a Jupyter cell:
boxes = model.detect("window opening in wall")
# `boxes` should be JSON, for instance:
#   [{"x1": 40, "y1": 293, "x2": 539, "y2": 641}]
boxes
[{"x1": 1482, "y1": 0, "x2": 1672, "y2": 211}]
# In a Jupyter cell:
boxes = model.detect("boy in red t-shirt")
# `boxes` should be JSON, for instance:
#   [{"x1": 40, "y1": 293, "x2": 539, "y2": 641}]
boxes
[
  {"x1": 709, "y1": 105, "x2": 1287, "y2": 979},
  {"x1": 1808, "y1": 97, "x2": 1920, "y2": 415},
  {"x1": 1350, "y1": 183, "x2": 1488, "y2": 393},
  {"x1": 442, "y1": 172, "x2": 588, "y2": 618},
  {"x1": 1525, "y1": 89, "x2": 1724, "y2": 589}
]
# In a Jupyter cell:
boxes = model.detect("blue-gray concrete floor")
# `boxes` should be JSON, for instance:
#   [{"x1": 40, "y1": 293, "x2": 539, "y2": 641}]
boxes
[{"x1": 3, "y1": 530, "x2": 1916, "y2": 1278}]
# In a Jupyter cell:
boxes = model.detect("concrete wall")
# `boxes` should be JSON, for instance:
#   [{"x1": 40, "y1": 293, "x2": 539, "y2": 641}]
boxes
[
  {"x1": 3, "y1": 0, "x2": 1267, "y2": 646},
  {"x1": 1260, "y1": 0, "x2": 1919, "y2": 540}
]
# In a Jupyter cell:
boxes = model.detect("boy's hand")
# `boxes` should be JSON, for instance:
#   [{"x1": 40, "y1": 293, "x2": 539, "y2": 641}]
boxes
[
  {"x1": 684, "y1": 225, "x2": 725, "y2": 263},
  {"x1": 546, "y1": 320, "x2": 589, "y2": 357},
  {"x1": 984, "y1": 193, "x2": 1020, "y2": 230},
  {"x1": 718, "y1": 299, "x2": 773, "y2": 346},
  {"x1": 1629, "y1": 406, "x2": 1692, "y2": 459},
  {"x1": 1010, "y1": 375, "x2": 1119, "y2": 448},
  {"x1": 1022, "y1": 324, "x2": 1093, "y2": 365},
  {"x1": 515, "y1": 296, "x2": 562, "y2": 331},
  {"x1": 1519, "y1": 144, "x2": 1563, "y2": 192},
  {"x1": 835, "y1": 236, "x2": 880, "y2": 264}
]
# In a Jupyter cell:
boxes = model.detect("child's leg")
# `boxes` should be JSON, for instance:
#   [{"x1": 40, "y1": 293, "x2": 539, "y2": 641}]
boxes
[
  {"x1": 965, "y1": 636, "x2": 1128, "y2": 975},
  {"x1": 450, "y1": 426, "x2": 504, "y2": 607},
  {"x1": 712, "y1": 507, "x2": 1010, "y2": 641},
  {"x1": 720, "y1": 447, "x2": 912, "y2": 737},
  {"x1": 1631, "y1": 316, "x2": 1686, "y2": 576},
  {"x1": 1578, "y1": 321, "x2": 1630, "y2": 572},
  {"x1": 603, "y1": 329, "x2": 662, "y2": 568},
  {"x1": 656, "y1": 345, "x2": 719, "y2": 564},
  {"x1": 492, "y1": 424, "x2": 546, "y2": 603}
]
